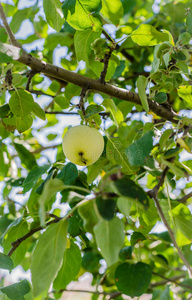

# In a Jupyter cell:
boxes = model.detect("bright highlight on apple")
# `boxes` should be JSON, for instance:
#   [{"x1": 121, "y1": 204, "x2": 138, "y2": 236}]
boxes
[{"x1": 62, "y1": 125, "x2": 104, "y2": 166}]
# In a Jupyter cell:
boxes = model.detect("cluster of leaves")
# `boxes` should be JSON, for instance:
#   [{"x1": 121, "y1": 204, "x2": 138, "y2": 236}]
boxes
[{"x1": 1, "y1": 0, "x2": 192, "y2": 299}]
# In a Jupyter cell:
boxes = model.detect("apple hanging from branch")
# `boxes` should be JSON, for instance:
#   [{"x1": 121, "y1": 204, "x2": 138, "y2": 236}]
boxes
[{"x1": 62, "y1": 125, "x2": 104, "y2": 166}]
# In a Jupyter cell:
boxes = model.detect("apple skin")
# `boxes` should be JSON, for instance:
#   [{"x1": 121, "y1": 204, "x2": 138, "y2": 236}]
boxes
[{"x1": 62, "y1": 125, "x2": 104, "y2": 166}]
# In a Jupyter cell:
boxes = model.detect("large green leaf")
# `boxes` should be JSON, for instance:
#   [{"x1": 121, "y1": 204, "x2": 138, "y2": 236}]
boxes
[
  {"x1": 131, "y1": 24, "x2": 169, "y2": 46},
  {"x1": 115, "y1": 262, "x2": 152, "y2": 297},
  {"x1": 101, "y1": 0, "x2": 124, "y2": 25},
  {"x1": 14, "y1": 142, "x2": 37, "y2": 170},
  {"x1": 136, "y1": 75, "x2": 149, "y2": 113},
  {"x1": 125, "y1": 131, "x2": 153, "y2": 166},
  {"x1": 38, "y1": 178, "x2": 65, "y2": 226},
  {"x1": 87, "y1": 157, "x2": 108, "y2": 184},
  {"x1": 74, "y1": 29, "x2": 101, "y2": 64},
  {"x1": 31, "y1": 220, "x2": 68, "y2": 298},
  {"x1": 3, "y1": 221, "x2": 28, "y2": 266},
  {"x1": 32, "y1": 102, "x2": 46, "y2": 121},
  {"x1": 0, "y1": 253, "x2": 14, "y2": 271},
  {"x1": 9, "y1": 90, "x2": 34, "y2": 117},
  {"x1": 22, "y1": 163, "x2": 51, "y2": 193},
  {"x1": 102, "y1": 99, "x2": 124, "y2": 127},
  {"x1": 78, "y1": 200, "x2": 100, "y2": 233},
  {"x1": 53, "y1": 241, "x2": 81, "y2": 290},
  {"x1": 93, "y1": 217, "x2": 125, "y2": 266},
  {"x1": 113, "y1": 177, "x2": 149, "y2": 208},
  {"x1": 106, "y1": 137, "x2": 138, "y2": 174},
  {"x1": 16, "y1": 115, "x2": 33, "y2": 133},
  {"x1": 177, "y1": 86, "x2": 192, "y2": 109},
  {"x1": 62, "y1": 0, "x2": 102, "y2": 31},
  {"x1": 56, "y1": 163, "x2": 78, "y2": 185},
  {"x1": 0, "y1": 280, "x2": 30, "y2": 300},
  {"x1": 43, "y1": 0, "x2": 64, "y2": 32}
]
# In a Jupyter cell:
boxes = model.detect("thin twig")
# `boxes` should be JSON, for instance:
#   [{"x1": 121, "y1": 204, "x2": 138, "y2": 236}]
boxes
[
  {"x1": 77, "y1": 87, "x2": 87, "y2": 116},
  {"x1": 7, "y1": 198, "x2": 91, "y2": 257},
  {"x1": 177, "y1": 191, "x2": 192, "y2": 204},
  {"x1": 0, "y1": 2, "x2": 22, "y2": 48},
  {"x1": 153, "y1": 272, "x2": 192, "y2": 290},
  {"x1": 26, "y1": 69, "x2": 38, "y2": 91},
  {"x1": 7, "y1": 217, "x2": 61, "y2": 257},
  {"x1": 152, "y1": 195, "x2": 192, "y2": 277},
  {"x1": 148, "y1": 166, "x2": 169, "y2": 199},
  {"x1": 100, "y1": 43, "x2": 116, "y2": 84},
  {"x1": 150, "y1": 273, "x2": 186, "y2": 288}
]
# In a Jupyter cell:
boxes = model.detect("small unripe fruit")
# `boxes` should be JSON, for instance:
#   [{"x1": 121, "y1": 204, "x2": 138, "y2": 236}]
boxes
[{"x1": 62, "y1": 125, "x2": 104, "y2": 166}]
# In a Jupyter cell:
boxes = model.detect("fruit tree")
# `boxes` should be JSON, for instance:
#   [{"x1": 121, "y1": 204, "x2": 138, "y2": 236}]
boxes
[{"x1": 1, "y1": 0, "x2": 192, "y2": 299}]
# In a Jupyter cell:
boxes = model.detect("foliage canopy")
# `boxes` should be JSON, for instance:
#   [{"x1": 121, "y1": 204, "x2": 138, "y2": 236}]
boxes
[{"x1": 1, "y1": 0, "x2": 192, "y2": 299}]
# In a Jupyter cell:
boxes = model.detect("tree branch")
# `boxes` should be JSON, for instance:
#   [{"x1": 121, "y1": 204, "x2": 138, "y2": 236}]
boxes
[
  {"x1": 152, "y1": 272, "x2": 192, "y2": 290},
  {"x1": 7, "y1": 217, "x2": 61, "y2": 257},
  {"x1": 148, "y1": 166, "x2": 169, "y2": 199},
  {"x1": 100, "y1": 42, "x2": 115, "y2": 84},
  {"x1": 0, "y1": 2, "x2": 179, "y2": 123},
  {"x1": 151, "y1": 194, "x2": 192, "y2": 277},
  {"x1": 177, "y1": 191, "x2": 192, "y2": 204},
  {"x1": 0, "y1": 2, "x2": 21, "y2": 48}
]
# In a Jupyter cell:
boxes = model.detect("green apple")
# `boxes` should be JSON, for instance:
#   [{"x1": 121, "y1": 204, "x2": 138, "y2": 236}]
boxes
[{"x1": 62, "y1": 125, "x2": 104, "y2": 166}]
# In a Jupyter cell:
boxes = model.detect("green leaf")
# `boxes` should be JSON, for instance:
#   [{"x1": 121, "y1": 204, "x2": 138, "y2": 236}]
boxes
[
  {"x1": 154, "y1": 92, "x2": 168, "y2": 103},
  {"x1": 38, "y1": 178, "x2": 64, "y2": 226},
  {"x1": 43, "y1": 0, "x2": 64, "y2": 32},
  {"x1": 102, "y1": 99, "x2": 123, "y2": 127},
  {"x1": 130, "y1": 232, "x2": 146, "y2": 246},
  {"x1": 96, "y1": 197, "x2": 116, "y2": 220},
  {"x1": 159, "y1": 129, "x2": 172, "y2": 149},
  {"x1": 117, "y1": 196, "x2": 132, "y2": 217},
  {"x1": 177, "y1": 86, "x2": 192, "y2": 109},
  {"x1": 14, "y1": 142, "x2": 37, "y2": 170},
  {"x1": 137, "y1": 75, "x2": 149, "y2": 113},
  {"x1": 9, "y1": 90, "x2": 34, "y2": 117},
  {"x1": 16, "y1": 115, "x2": 33, "y2": 133},
  {"x1": 106, "y1": 137, "x2": 137, "y2": 174},
  {"x1": 131, "y1": 24, "x2": 169, "y2": 46},
  {"x1": 82, "y1": 250, "x2": 101, "y2": 272},
  {"x1": 177, "y1": 32, "x2": 191, "y2": 45},
  {"x1": 93, "y1": 217, "x2": 125, "y2": 266},
  {"x1": 2, "y1": 116, "x2": 17, "y2": 132},
  {"x1": 125, "y1": 131, "x2": 153, "y2": 166},
  {"x1": 32, "y1": 102, "x2": 46, "y2": 121},
  {"x1": 62, "y1": 0, "x2": 102, "y2": 31},
  {"x1": 172, "y1": 203, "x2": 192, "y2": 241},
  {"x1": 54, "y1": 95, "x2": 70, "y2": 109},
  {"x1": 31, "y1": 220, "x2": 68, "y2": 298},
  {"x1": 0, "y1": 104, "x2": 10, "y2": 118},
  {"x1": 101, "y1": 0, "x2": 124, "y2": 25},
  {"x1": 115, "y1": 262, "x2": 152, "y2": 297},
  {"x1": 74, "y1": 29, "x2": 101, "y2": 64},
  {"x1": 10, "y1": 7, "x2": 32, "y2": 34},
  {"x1": 3, "y1": 221, "x2": 28, "y2": 266},
  {"x1": 0, "y1": 280, "x2": 30, "y2": 300},
  {"x1": 78, "y1": 200, "x2": 100, "y2": 233},
  {"x1": 0, "y1": 253, "x2": 14, "y2": 270},
  {"x1": 53, "y1": 241, "x2": 81, "y2": 290},
  {"x1": 113, "y1": 177, "x2": 149, "y2": 208},
  {"x1": 85, "y1": 104, "x2": 104, "y2": 119},
  {"x1": 56, "y1": 163, "x2": 78, "y2": 185},
  {"x1": 87, "y1": 157, "x2": 108, "y2": 185},
  {"x1": 22, "y1": 163, "x2": 51, "y2": 193},
  {"x1": 186, "y1": 9, "x2": 192, "y2": 35}
]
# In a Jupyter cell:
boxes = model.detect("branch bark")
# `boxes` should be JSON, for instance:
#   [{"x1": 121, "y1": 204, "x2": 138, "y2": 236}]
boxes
[{"x1": 0, "y1": 2, "x2": 178, "y2": 124}]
